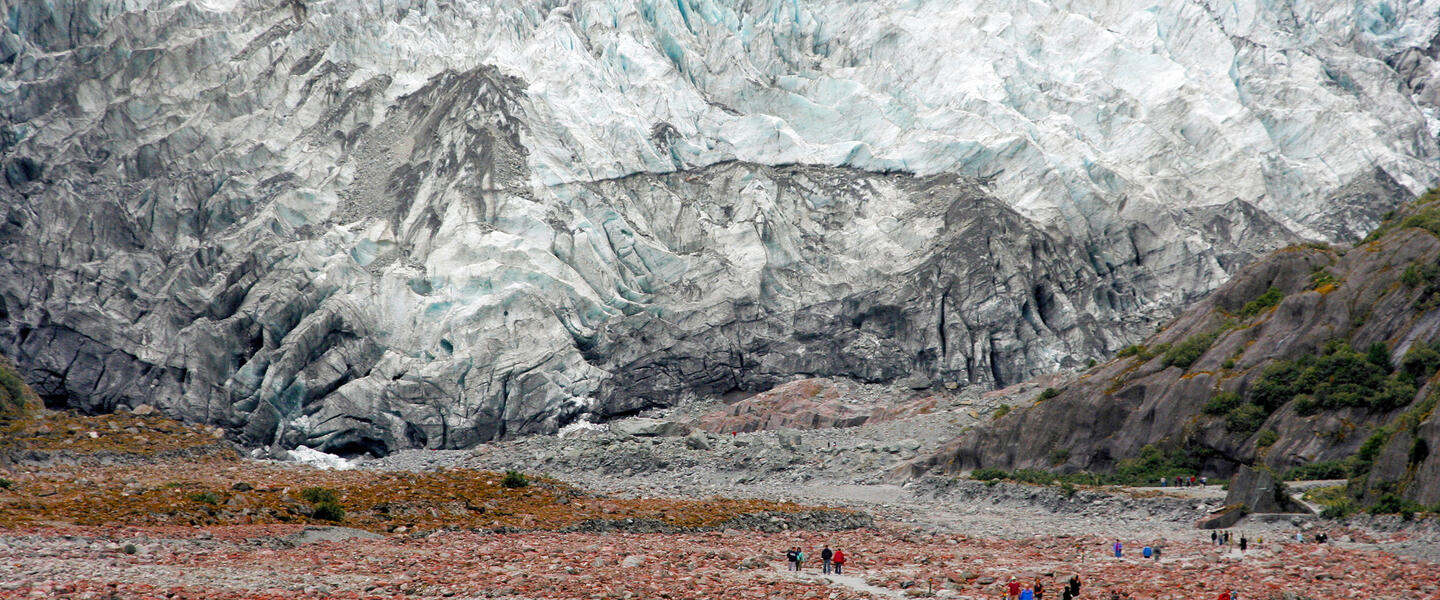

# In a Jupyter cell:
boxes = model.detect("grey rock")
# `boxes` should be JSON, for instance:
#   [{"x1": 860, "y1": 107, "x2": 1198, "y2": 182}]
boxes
[
  {"x1": 1224, "y1": 466, "x2": 1303, "y2": 514},
  {"x1": 776, "y1": 429, "x2": 802, "y2": 452},
  {"x1": 612, "y1": 418, "x2": 690, "y2": 438},
  {"x1": 685, "y1": 430, "x2": 713, "y2": 451}
]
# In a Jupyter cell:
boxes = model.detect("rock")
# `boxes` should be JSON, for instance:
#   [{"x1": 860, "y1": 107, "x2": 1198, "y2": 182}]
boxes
[
  {"x1": 131, "y1": 404, "x2": 156, "y2": 416},
  {"x1": 231, "y1": 482, "x2": 254, "y2": 491},
  {"x1": 620, "y1": 555, "x2": 646, "y2": 568},
  {"x1": 612, "y1": 419, "x2": 690, "y2": 438},
  {"x1": 777, "y1": 430, "x2": 802, "y2": 452},
  {"x1": 685, "y1": 430, "x2": 712, "y2": 450},
  {"x1": 1225, "y1": 466, "x2": 1304, "y2": 514}
]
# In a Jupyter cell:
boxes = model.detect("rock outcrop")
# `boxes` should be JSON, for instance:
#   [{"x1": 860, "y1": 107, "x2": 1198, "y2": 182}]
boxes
[
  {"x1": 907, "y1": 197, "x2": 1440, "y2": 505},
  {"x1": 3, "y1": 0, "x2": 1438, "y2": 453}
]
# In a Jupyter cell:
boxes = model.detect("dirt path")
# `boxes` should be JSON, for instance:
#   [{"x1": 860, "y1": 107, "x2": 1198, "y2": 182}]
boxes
[{"x1": 773, "y1": 563, "x2": 907, "y2": 599}]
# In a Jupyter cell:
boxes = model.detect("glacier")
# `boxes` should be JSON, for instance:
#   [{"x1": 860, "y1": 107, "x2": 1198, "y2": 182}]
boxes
[{"x1": 1, "y1": 0, "x2": 1437, "y2": 455}]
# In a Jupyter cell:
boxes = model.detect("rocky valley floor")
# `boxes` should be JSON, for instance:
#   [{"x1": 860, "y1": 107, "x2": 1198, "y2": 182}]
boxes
[{"x1": 2, "y1": 392, "x2": 1439, "y2": 599}]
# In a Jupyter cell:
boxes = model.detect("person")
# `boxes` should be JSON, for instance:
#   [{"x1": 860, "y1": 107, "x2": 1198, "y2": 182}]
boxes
[
  {"x1": 795, "y1": 547, "x2": 805, "y2": 572},
  {"x1": 1217, "y1": 591, "x2": 1230, "y2": 600},
  {"x1": 1153, "y1": 543, "x2": 1162, "y2": 561},
  {"x1": 1295, "y1": 531, "x2": 1303, "y2": 543},
  {"x1": 1067, "y1": 574, "x2": 1081, "y2": 598},
  {"x1": 1211, "y1": 531, "x2": 1218, "y2": 545},
  {"x1": 786, "y1": 547, "x2": 798, "y2": 571},
  {"x1": 1239, "y1": 536, "x2": 1247, "y2": 552},
  {"x1": 1020, "y1": 584, "x2": 1035, "y2": 600},
  {"x1": 1160, "y1": 476, "x2": 1167, "y2": 487},
  {"x1": 1008, "y1": 577, "x2": 1021, "y2": 600},
  {"x1": 1061, "y1": 585, "x2": 1074, "y2": 600},
  {"x1": 1201, "y1": 476, "x2": 1208, "y2": 486},
  {"x1": 1113, "y1": 540, "x2": 1122, "y2": 558},
  {"x1": 821, "y1": 545, "x2": 833, "y2": 574},
  {"x1": 832, "y1": 548, "x2": 846, "y2": 574},
  {"x1": 1142, "y1": 544, "x2": 1152, "y2": 559},
  {"x1": 1034, "y1": 577, "x2": 1045, "y2": 600}
]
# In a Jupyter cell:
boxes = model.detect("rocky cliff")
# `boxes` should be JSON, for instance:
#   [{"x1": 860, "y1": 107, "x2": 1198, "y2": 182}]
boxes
[
  {"x1": 910, "y1": 196, "x2": 1440, "y2": 506},
  {"x1": 2, "y1": 0, "x2": 1438, "y2": 454}
]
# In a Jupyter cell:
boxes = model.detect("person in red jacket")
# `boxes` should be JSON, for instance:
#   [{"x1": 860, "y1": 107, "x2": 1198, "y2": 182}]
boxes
[
  {"x1": 1008, "y1": 576, "x2": 1021, "y2": 600},
  {"x1": 1217, "y1": 591, "x2": 1231, "y2": 600},
  {"x1": 831, "y1": 548, "x2": 846, "y2": 574}
]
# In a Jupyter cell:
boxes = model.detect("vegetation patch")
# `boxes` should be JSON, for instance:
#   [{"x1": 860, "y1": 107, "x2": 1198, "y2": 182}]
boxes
[
  {"x1": 1283, "y1": 460, "x2": 1349, "y2": 481},
  {"x1": 1238, "y1": 287, "x2": 1284, "y2": 319},
  {"x1": 1163, "y1": 331, "x2": 1219, "y2": 370}
]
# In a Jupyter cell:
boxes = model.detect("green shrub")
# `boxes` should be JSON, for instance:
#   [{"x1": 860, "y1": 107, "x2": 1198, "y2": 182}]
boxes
[
  {"x1": 1401, "y1": 264, "x2": 1425, "y2": 287},
  {"x1": 1284, "y1": 461, "x2": 1349, "y2": 480},
  {"x1": 1239, "y1": 287, "x2": 1285, "y2": 319},
  {"x1": 1086, "y1": 358, "x2": 1098, "y2": 368},
  {"x1": 1117, "y1": 345, "x2": 1147, "y2": 359},
  {"x1": 1352, "y1": 427, "x2": 1393, "y2": 476},
  {"x1": 993, "y1": 405, "x2": 1011, "y2": 419},
  {"x1": 1059, "y1": 482, "x2": 1077, "y2": 497},
  {"x1": 1399, "y1": 342, "x2": 1440, "y2": 381},
  {"x1": 1010, "y1": 469, "x2": 1057, "y2": 485},
  {"x1": 1038, "y1": 387, "x2": 1062, "y2": 401},
  {"x1": 502, "y1": 470, "x2": 529, "y2": 488},
  {"x1": 187, "y1": 491, "x2": 221, "y2": 505},
  {"x1": 1225, "y1": 403, "x2": 1269, "y2": 435},
  {"x1": 1369, "y1": 493, "x2": 1425, "y2": 516},
  {"x1": 971, "y1": 467, "x2": 1008, "y2": 481},
  {"x1": 1256, "y1": 429, "x2": 1279, "y2": 448},
  {"x1": 300, "y1": 487, "x2": 339, "y2": 504},
  {"x1": 1221, "y1": 358, "x2": 1236, "y2": 370},
  {"x1": 0, "y1": 363, "x2": 33, "y2": 420},
  {"x1": 1203, "y1": 392, "x2": 1242, "y2": 415},
  {"x1": 1309, "y1": 268, "x2": 1339, "y2": 290},
  {"x1": 1365, "y1": 342, "x2": 1392, "y2": 370},
  {"x1": 311, "y1": 501, "x2": 345, "y2": 522},
  {"x1": 1047, "y1": 447, "x2": 1070, "y2": 466},
  {"x1": 0, "y1": 478, "x2": 12, "y2": 490},
  {"x1": 1163, "y1": 332, "x2": 1219, "y2": 370}
]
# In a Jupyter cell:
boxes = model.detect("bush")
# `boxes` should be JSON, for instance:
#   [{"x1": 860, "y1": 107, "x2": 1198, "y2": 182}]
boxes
[
  {"x1": 1284, "y1": 461, "x2": 1349, "y2": 481},
  {"x1": 311, "y1": 501, "x2": 345, "y2": 522},
  {"x1": 1059, "y1": 482, "x2": 1077, "y2": 498},
  {"x1": 1239, "y1": 287, "x2": 1285, "y2": 319},
  {"x1": 300, "y1": 487, "x2": 339, "y2": 504},
  {"x1": 1163, "y1": 332, "x2": 1219, "y2": 370},
  {"x1": 1203, "y1": 392, "x2": 1242, "y2": 415},
  {"x1": 1256, "y1": 429, "x2": 1279, "y2": 448},
  {"x1": 1116, "y1": 345, "x2": 1147, "y2": 359},
  {"x1": 1365, "y1": 342, "x2": 1392, "y2": 370},
  {"x1": 1010, "y1": 469, "x2": 1057, "y2": 485},
  {"x1": 1401, "y1": 264, "x2": 1425, "y2": 287},
  {"x1": 187, "y1": 491, "x2": 221, "y2": 505},
  {"x1": 1309, "y1": 268, "x2": 1339, "y2": 290},
  {"x1": 1369, "y1": 493, "x2": 1425, "y2": 517},
  {"x1": 1352, "y1": 427, "x2": 1393, "y2": 476},
  {"x1": 1221, "y1": 358, "x2": 1236, "y2": 370},
  {"x1": 1048, "y1": 447, "x2": 1070, "y2": 466},
  {"x1": 1399, "y1": 342, "x2": 1440, "y2": 381},
  {"x1": 0, "y1": 363, "x2": 33, "y2": 420},
  {"x1": 992, "y1": 405, "x2": 1011, "y2": 419},
  {"x1": 502, "y1": 470, "x2": 529, "y2": 488},
  {"x1": 1038, "y1": 387, "x2": 1062, "y2": 401},
  {"x1": 1225, "y1": 403, "x2": 1269, "y2": 435},
  {"x1": 0, "y1": 478, "x2": 12, "y2": 490},
  {"x1": 971, "y1": 467, "x2": 1008, "y2": 481}
]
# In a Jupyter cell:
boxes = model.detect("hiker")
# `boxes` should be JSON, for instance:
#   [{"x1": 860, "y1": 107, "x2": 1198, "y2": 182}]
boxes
[
  {"x1": 1033, "y1": 577, "x2": 1045, "y2": 600},
  {"x1": 1067, "y1": 574, "x2": 1081, "y2": 598},
  {"x1": 832, "y1": 548, "x2": 846, "y2": 574},
  {"x1": 821, "y1": 545, "x2": 833, "y2": 574},
  {"x1": 1210, "y1": 531, "x2": 1218, "y2": 545},
  {"x1": 1239, "y1": 536, "x2": 1247, "y2": 552},
  {"x1": 1008, "y1": 577, "x2": 1021, "y2": 600},
  {"x1": 1201, "y1": 476, "x2": 1207, "y2": 486},
  {"x1": 1142, "y1": 544, "x2": 1152, "y2": 559},
  {"x1": 785, "y1": 546, "x2": 798, "y2": 571},
  {"x1": 1020, "y1": 583, "x2": 1035, "y2": 600},
  {"x1": 1153, "y1": 543, "x2": 1162, "y2": 561},
  {"x1": 795, "y1": 547, "x2": 806, "y2": 571},
  {"x1": 1217, "y1": 591, "x2": 1230, "y2": 600},
  {"x1": 1112, "y1": 540, "x2": 1122, "y2": 558},
  {"x1": 1160, "y1": 476, "x2": 1166, "y2": 487}
]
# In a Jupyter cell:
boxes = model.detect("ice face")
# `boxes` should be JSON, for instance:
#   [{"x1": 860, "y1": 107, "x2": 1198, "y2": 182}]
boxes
[{"x1": 0, "y1": 0, "x2": 1434, "y2": 453}]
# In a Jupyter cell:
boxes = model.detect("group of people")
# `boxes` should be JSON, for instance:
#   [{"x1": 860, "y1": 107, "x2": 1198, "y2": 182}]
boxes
[
  {"x1": 1158, "y1": 475, "x2": 1206, "y2": 487},
  {"x1": 1005, "y1": 574, "x2": 1083, "y2": 600},
  {"x1": 784, "y1": 545, "x2": 846, "y2": 574},
  {"x1": 1209, "y1": 530, "x2": 1249, "y2": 551}
]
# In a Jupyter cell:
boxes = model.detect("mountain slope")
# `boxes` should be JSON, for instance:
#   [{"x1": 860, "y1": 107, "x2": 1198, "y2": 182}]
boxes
[
  {"x1": 2, "y1": 0, "x2": 1438, "y2": 453},
  {"x1": 908, "y1": 195, "x2": 1440, "y2": 506}
]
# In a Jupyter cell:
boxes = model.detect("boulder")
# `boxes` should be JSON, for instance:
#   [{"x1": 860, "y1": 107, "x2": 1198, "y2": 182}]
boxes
[
  {"x1": 776, "y1": 429, "x2": 802, "y2": 451},
  {"x1": 685, "y1": 430, "x2": 712, "y2": 450},
  {"x1": 612, "y1": 419, "x2": 690, "y2": 438},
  {"x1": 1225, "y1": 466, "x2": 1306, "y2": 514}
]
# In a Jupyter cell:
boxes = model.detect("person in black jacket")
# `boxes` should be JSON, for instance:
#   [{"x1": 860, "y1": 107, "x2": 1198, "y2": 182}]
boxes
[
  {"x1": 821, "y1": 545, "x2": 834, "y2": 574},
  {"x1": 785, "y1": 547, "x2": 798, "y2": 571}
]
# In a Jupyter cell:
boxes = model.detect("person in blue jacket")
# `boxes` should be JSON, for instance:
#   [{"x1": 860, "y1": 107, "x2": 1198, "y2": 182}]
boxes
[{"x1": 1112, "y1": 540, "x2": 1122, "y2": 558}]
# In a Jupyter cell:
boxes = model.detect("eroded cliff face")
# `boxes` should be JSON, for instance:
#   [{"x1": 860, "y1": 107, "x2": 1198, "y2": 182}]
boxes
[
  {"x1": 910, "y1": 198, "x2": 1440, "y2": 505},
  {"x1": 1, "y1": 0, "x2": 1436, "y2": 454}
]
